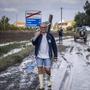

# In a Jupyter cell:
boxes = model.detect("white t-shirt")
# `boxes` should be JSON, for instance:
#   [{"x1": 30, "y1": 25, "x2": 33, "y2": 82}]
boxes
[{"x1": 37, "y1": 33, "x2": 49, "y2": 59}]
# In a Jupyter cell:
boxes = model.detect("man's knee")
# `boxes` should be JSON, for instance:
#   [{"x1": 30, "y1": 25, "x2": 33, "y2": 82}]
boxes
[
  {"x1": 38, "y1": 67, "x2": 44, "y2": 74},
  {"x1": 44, "y1": 67, "x2": 51, "y2": 74},
  {"x1": 45, "y1": 67, "x2": 50, "y2": 71}
]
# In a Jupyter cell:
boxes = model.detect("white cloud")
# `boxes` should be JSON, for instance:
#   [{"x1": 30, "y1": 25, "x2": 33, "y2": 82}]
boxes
[
  {"x1": 60, "y1": 0, "x2": 78, "y2": 4},
  {"x1": 0, "y1": 8, "x2": 18, "y2": 12}
]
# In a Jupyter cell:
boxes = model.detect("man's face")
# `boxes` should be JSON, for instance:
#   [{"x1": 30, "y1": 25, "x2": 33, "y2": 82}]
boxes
[{"x1": 40, "y1": 24, "x2": 47, "y2": 33}]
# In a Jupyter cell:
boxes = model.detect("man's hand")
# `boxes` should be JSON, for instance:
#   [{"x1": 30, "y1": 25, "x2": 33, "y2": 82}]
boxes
[
  {"x1": 35, "y1": 31, "x2": 40, "y2": 37},
  {"x1": 33, "y1": 31, "x2": 40, "y2": 41}
]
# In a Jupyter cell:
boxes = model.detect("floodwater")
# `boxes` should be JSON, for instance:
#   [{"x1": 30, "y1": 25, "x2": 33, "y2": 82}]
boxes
[{"x1": 0, "y1": 36, "x2": 90, "y2": 90}]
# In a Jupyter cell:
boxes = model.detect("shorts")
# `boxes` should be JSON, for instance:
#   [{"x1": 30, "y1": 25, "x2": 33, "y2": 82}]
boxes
[{"x1": 36, "y1": 57, "x2": 51, "y2": 69}]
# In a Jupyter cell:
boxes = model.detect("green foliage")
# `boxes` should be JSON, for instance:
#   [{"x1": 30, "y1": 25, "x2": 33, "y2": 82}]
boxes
[
  {"x1": 74, "y1": 0, "x2": 90, "y2": 27},
  {"x1": 0, "y1": 46, "x2": 32, "y2": 72},
  {"x1": 9, "y1": 24, "x2": 19, "y2": 30},
  {"x1": 0, "y1": 43, "x2": 26, "y2": 56},
  {"x1": 66, "y1": 26, "x2": 73, "y2": 31},
  {"x1": 9, "y1": 25, "x2": 35, "y2": 31},
  {"x1": 72, "y1": 21, "x2": 76, "y2": 28},
  {"x1": 74, "y1": 12, "x2": 86, "y2": 27},
  {"x1": 84, "y1": 0, "x2": 90, "y2": 16},
  {"x1": 0, "y1": 16, "x2": 10, "y2": 31},
  {"x1": 0, "y1": 16, "x2": 35, "y2": 31}
]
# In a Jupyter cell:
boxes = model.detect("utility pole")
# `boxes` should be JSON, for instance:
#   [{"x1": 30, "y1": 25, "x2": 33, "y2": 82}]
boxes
[
  {"x1": 16, "y1": 13, "x2": 17, "y2": 26},
  {"x1": 60, "y1": 7, "x2": 63, "y2": 28},
  {"x1": 25, "y1": 11, "x2": 27, "y2": 28}
]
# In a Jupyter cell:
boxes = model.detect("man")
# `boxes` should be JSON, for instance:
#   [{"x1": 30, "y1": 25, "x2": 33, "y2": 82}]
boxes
[
  {"x1": 58, "y1": 28, "x2": 63, "y2": 43},
  {"x1": 32, "y1": 22, "x2": 58, "y2": 90}
]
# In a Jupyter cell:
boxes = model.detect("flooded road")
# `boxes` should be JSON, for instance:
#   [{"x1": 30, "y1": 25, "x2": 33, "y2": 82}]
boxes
[
  {"x1": 53, "y1": 36, "x2": 90, "y2": 90},
  {"x1": 0, "y1": 36, "x2": 90, "y2": 90},
  {"x1": 0, "y1": 55, "x2": 38, "y2": 90}
]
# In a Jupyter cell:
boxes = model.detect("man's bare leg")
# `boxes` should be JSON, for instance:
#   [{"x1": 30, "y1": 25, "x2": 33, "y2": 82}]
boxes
[
  {"x1": 38, "y1": 67, "x2": 45, "y2": 89},
  {"x1": 44, "y1": 68, "x2": 51, "y2": 87}
]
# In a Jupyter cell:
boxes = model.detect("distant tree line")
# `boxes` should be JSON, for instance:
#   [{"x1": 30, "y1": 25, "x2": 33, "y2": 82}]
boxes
[
  {"x1": 74, "y1": 0, "x2": 90, "y2": 27},
  {"x1": 0, "y1": 16, "x2": 34, "y2": 31}
]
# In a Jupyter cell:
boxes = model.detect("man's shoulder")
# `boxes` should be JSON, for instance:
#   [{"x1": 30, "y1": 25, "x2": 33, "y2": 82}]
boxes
[
  {"x1": 47, "y1": 33, "x2": 55, "y2": 39},
  {"x1": 47, "y1": 32, "x2": 53, "y2": 36}
]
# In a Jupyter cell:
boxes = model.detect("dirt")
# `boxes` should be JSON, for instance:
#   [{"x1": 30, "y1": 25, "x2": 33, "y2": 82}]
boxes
[{"x1": 58, "y1": 44, "x2": 70, "y2": 52}]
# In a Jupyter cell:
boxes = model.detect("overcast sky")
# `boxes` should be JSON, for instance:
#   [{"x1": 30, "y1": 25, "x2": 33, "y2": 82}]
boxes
[{"x1": 0, "y1": 0, "x2": 89, "y2": 24}]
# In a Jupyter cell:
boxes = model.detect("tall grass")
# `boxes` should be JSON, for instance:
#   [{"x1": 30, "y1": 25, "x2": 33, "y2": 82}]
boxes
[
  {"x1": 0, "y1": 46, "x2": 34, "y2": 72},
  {"x1": 0, "y1": 43, "x2": 26, "y2": 56}
]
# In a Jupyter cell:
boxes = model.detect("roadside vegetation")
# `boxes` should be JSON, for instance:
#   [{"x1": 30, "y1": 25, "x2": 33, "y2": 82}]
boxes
[
  {"x1": 0, "y1": 45, "x2": 34, "y2": 72},
  {"x1": 0, "y1": 43, "x2": 26, "y2": 56},
  {"x1": 74, "y1": 0, "x2": 90, "y2": 27},
  {"x1": 0, "y1": 16, "x2": 34, "y2": 31}
]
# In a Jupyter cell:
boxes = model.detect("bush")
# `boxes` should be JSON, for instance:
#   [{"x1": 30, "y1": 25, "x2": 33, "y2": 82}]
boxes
[
  {"x1": 9, "y1": 25, "x2": 19, "y2": 30},
  {"x1": 66, "y1": 26, "x2": 73, "y2": 31}
]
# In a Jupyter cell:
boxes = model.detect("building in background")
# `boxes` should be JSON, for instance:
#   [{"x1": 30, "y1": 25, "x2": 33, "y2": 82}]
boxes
[
  {"x1": 14, "y1": 21, "x2": 25, "y2": 27},
  {"x1": 53, "y1": 20, "x2": 73, "y2": 31},
  {"x1": 58, "y1": 21, "x2": 72, "y2": 29}
]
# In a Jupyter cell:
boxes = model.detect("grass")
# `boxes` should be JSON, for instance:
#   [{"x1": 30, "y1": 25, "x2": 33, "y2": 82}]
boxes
[
  {"x1": 0, "y1": 45, "x2": 34, "y2": 72},
  {"x1": 0, "y1": 42, "x2": 27, "y2": 56}
]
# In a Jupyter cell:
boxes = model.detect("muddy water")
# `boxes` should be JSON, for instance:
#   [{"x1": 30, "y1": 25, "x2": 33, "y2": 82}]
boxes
[
  {"x1": 55, "y1": 37, "x2": 90, "y2": 90},
  {"x1": 1, "y1": 37, "x2": 90, "y2": 90},
  {"x1": 0, "y1": 55, "x2": 38, "y2": 90}
]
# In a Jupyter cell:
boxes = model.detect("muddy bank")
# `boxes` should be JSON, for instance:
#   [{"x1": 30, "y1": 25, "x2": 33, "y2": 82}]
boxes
[
  {"x1": 0, "y1": 31, "x2": 34, "y2": 43},
  {"x1": 0, "y1": 30, "x2": 74, "y2": 43}
]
